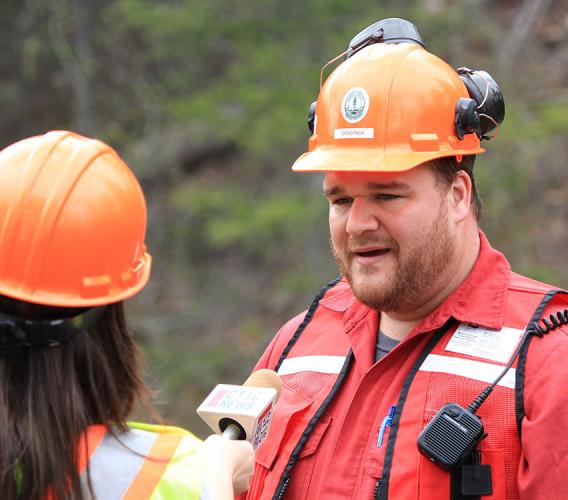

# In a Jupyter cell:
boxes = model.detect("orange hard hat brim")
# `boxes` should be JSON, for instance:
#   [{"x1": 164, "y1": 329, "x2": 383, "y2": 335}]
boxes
[
  {"x1": 292, "y1": 145, "x2": 484, "y2": 173},
  {"x1": 0, "y1": 253, "x2": 152, "y2": 308}
]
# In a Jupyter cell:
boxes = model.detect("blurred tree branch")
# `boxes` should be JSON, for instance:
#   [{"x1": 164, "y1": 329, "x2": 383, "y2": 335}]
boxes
[
  {"x1": 498, "y1": 0, "x2": 554, "y2": 71},
  {"x1": 48, "y1": 0, "x2": 93, "y2": 134}
]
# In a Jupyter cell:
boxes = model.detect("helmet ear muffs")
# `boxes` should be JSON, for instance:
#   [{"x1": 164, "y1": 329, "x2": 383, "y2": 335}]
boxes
[
  {"x1": 456, "y1": 67, "x2": 505, "y2": 139},
  {"x1": 455, "y1": 98, "x2": 481, "y2": 140},
  {"x1": 308, "y1": 101, "x2": 317, "y2": 135}
]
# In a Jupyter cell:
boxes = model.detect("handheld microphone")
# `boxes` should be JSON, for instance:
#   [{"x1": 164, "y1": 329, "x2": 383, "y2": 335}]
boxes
[{"x1": 197, "y1": 369, "x2": 282, "y2": 449}]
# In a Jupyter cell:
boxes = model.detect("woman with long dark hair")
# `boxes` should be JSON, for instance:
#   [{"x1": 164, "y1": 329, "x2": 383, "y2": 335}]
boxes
[{"x1": 0, "y1": 131, "x2": 253, "y2": 499}]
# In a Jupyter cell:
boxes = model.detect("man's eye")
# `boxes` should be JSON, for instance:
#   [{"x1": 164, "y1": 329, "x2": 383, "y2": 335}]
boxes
[
  {"x1": 331, "y1": 197, "x2": 351, "y2": 206},
  {"x1": 375, "y1": 194, "x2": 399, "y2": 201}
]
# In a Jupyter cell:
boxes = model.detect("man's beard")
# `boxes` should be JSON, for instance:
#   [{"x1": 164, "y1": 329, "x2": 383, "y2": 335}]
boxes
[{"x1": 332, "y1": 208, "x2": 455, "y2": 312}]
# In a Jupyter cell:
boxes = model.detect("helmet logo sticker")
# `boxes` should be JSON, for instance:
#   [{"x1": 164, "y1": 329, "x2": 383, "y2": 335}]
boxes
[{"x1": 341, "y1": 87, "x2": 369, "y2": 123}]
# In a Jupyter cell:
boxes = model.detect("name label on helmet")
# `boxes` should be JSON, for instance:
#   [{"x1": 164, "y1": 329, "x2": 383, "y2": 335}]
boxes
[
  {"x1": 341, "y1": 87, "x2": 370, "y2": 123},
  {"x1": 334, "y1": 128, "x2": 374, "y2": 139}
]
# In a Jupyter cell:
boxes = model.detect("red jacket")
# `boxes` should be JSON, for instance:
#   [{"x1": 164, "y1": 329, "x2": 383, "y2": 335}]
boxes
[{"x1": 246, "y1": 232, "x2": 568, "y2": 499}]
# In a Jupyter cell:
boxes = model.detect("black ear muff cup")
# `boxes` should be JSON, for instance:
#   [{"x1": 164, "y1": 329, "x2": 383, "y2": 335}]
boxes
[
  {"x1": 457, "y1": 68, "x2": 505, "y2": 139},
  {"x1": 307, "y1": 101, "x2": 317, "y2": 135},
  {"x1": 455, "y1": 98, "x2": 481, "y2": 140}
]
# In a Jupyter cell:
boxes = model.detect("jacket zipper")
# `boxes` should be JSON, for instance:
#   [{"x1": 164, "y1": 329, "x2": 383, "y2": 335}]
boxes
[
  {"x1": 374, "y1": 478, "x2": 382, "y2": 500},
  {"x1": 275, "y1": 477, "x2": 290, "y2": 500}
]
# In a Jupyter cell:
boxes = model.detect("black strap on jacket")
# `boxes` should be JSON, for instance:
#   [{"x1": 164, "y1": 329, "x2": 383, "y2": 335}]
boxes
[
  {"x1": 515, "y1": 290, "x2": 568, "y2": 438},
  {"x1": 376, "y1": 318, "x2": 456, "y2": 500},
  {"x1": 275, "y1": 276, "x2": 342, "y2": 372},
  {"x1": 272, "y1": 277, "x2": 347, "y2": 500},
  {"x1": 272, "y1": 351, "x2": 354, "y2": 500}
]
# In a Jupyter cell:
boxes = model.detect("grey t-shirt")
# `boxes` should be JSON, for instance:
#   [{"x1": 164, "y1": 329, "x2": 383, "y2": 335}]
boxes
[{"x1": 375, "y1": 330, "x2": 400, "y2": 362}]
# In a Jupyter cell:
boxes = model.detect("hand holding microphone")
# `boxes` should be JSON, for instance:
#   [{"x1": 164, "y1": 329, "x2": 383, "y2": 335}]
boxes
[{"x1": 203, "y1": 435, "x2": 254, "y2": 498}]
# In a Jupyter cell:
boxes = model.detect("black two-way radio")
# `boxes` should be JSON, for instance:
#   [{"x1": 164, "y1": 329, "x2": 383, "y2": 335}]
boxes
[{"x1": 417, "y1": 402, "x2": 487, "y2": 471}]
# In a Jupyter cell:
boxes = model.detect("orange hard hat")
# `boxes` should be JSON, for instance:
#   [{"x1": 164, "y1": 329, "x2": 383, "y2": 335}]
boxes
[
  {"x1": 292, "y1": 43, "x2": 485, "y2": 172},
  {"x1": 0, "y1": 131, "x2": 151, "y2": 307}
]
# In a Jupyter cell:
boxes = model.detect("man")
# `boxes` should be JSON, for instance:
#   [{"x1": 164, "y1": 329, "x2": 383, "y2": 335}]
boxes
[{"x1": 245, "y1": 19, "x2": 568, "y2": 500}]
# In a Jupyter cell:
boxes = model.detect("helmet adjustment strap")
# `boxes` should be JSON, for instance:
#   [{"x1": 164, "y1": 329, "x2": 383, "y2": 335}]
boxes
[{"x1": 0, "y1": 306, "x2": 107, "y2": 352}]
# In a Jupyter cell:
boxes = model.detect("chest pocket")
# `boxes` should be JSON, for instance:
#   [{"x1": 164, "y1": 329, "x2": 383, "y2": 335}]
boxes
[
  {"x1": 255, "y1": 380, "x2": 312, "y2": 471},
  {"x1": 255, "y1": 368, "x2": 339, "y2": 469},
  {"x1": 249, "y1": 362, "x2": 347, "y2": 500},
  {"x1": 417, "y1": 360, "x2": 519, "y2": 499}
]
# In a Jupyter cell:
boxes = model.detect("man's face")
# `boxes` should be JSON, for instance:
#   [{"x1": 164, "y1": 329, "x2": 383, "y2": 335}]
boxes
[{"x1": 324, "y1": 166, "x2": 457, "y2": 314}]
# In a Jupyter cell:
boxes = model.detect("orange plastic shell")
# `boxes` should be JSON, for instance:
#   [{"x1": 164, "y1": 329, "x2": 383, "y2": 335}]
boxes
[
  {"x1": 292, "y1": 43, "x2": 484, "y2": 172},
  {"x1": 0, "y1": 131, "x2": 151, "y2": 307}
]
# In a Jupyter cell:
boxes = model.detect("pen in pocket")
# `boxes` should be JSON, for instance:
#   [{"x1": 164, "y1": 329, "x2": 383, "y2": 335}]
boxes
[{"x1": 377, "y1": 405, "x2": 396, "y2": 448}]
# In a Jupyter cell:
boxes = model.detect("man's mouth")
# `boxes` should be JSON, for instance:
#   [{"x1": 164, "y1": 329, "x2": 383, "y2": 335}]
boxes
[
  {"x1": 355, "y1": 248, "x2": 390, "y2": 257},
  {"x1": 351, "y1": 246, "x2": 391, "y2": 260}
]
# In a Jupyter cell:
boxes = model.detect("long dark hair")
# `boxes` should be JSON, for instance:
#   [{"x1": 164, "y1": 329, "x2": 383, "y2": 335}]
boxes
[{"x1": 0, "y1": 298, "x2": 150, "y2": 500}]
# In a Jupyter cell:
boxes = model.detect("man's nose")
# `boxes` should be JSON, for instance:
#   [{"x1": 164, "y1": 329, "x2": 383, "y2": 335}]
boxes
[{"x1": 345, "y1": 198, "x2": 380, "y2": 235}]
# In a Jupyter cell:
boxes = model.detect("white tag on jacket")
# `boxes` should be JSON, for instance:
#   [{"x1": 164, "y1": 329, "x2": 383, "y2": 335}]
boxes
[{"x1": 445, "y1": 323, "x2": 524, "y2": 363}]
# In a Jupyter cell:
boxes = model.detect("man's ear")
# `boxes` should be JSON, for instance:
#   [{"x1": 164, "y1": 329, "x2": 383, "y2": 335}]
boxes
[{"x1": 450, "y1": 170, "x2": 472, "y2": 223}]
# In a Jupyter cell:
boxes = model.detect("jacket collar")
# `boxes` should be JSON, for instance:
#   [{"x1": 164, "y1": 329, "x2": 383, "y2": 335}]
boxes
[
  {"x1": 416, "y1": 230, "x2": 510, "y2": 333},
  {"x1": 319, "y1": 230, "x2": 511, "y2": 334}
]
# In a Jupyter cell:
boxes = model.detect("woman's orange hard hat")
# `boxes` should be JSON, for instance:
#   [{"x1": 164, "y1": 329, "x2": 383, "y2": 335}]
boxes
[{"x1": 0, "y1": 131, "x2": 151, "y2": 307}]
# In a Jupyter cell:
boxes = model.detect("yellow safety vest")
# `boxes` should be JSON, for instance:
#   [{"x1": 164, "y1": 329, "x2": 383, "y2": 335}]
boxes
[{"x1": 78, "y1": 422, "x2": 206, "y2": 499}]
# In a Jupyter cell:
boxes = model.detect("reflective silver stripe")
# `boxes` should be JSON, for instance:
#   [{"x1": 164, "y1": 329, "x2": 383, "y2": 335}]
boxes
[
  {"x1": 81, "y1": 428, "x2": 158, "y2": 499},
  {"x1": 277, "y1": 355, "x2": 347, "y2": 375},
  {"x1": 199, "y1": 484, "x2": 214, "y2": 500},
  {"x1": 419, "y1": 354, "x2": 516, "y2": 389}
]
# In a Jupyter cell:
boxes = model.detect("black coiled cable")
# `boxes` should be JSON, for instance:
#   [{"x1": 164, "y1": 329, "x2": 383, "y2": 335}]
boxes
[{"x1": 530, "y1": 308, "x2": 568, "y2": 337}]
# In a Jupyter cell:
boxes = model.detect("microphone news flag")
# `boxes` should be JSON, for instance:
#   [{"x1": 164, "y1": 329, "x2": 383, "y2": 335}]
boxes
[{"x1": 197, "y1": 369, "x2": 282, "y2": 449}]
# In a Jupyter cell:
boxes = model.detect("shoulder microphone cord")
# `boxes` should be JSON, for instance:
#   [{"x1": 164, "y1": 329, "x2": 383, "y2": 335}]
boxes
[
  {"x1": 418, "y1": 290, "x2": 568, "y2": 470},
  {"x1": 471, "y1": 291, "x2": 568, "y2": 412}
]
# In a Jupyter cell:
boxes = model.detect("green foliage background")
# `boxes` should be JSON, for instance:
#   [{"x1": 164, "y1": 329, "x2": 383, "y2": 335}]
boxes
[{"x1": 2, "y1": 0, "x2": 567, "y2": 436}]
